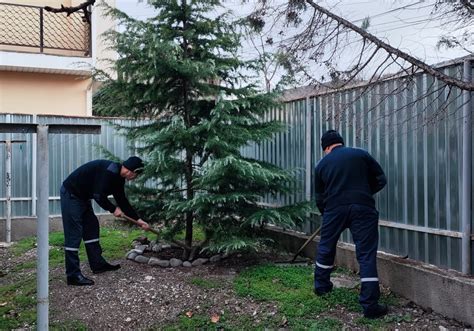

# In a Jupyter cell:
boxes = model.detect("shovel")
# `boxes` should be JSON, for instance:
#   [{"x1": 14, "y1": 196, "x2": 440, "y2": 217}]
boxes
[
  {"x1": 275, "y1": 225, "x2": 322, "y2": 266},
  {"x1": 120, "y1": 214, "x2": 161, "y2": 236}
]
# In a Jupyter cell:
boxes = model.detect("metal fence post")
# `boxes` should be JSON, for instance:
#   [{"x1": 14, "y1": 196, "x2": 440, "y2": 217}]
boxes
[
  {"x1": 39, "y1": 7, "x2": 44, "y2": 53},
  {"x1": 1, "y1": 138, "x2": 27, "y2": 243},
  {"x1": 36, "y1": 125, "x2": 49, "y2": 331},
  {"x1": 461, "y1": 59, "x2": 472, "y2": 275},
  {"x1": 305, "y1": 97, "x2": 312, "y2": 202},
  {"x1": 32, "y1": 114, "x2": 37, "y2": 216},
  {"x1": 0, "y1": 122, "x2": 101, "y2": 329},
  {"x1": 5, "y1": 140, "x2": 12, "y2": 243}
]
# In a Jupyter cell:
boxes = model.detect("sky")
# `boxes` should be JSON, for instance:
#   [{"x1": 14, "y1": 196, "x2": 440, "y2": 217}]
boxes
[
  {"x1": 320, "y1": 0, "x2": 471, "y2": 64},
  {"x1": 114, "y1": 0, "x2": 472, "y2": 87},
  {"x1": 116, "y1": 0, "x2": 471, "y2": 62}
]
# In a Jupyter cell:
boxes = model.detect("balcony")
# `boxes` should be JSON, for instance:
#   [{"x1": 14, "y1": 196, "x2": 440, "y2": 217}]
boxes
[
  {"x1": 0, "y1": 2, "x2": 93, "y2": 75},
  {"x1": 0, "y1": 2, "x2": 91, "y2": 57}
]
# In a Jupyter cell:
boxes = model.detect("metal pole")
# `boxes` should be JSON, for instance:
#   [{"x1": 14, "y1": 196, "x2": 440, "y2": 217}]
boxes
[
  {"x1": 305, "y1": 96, "x2": 312, "y2": 202},
  {"x1": 5, "y1": 140, "x2": 12, "y2": 243},
  {"x1": 32, "y1": 115, "x2": 37, "y2": 216},
  {"x1": 39, "y1": 8, "x2": 44, "y2": 53},
  {"x1": 36, "y1": 125, "x2": 49, "y2": 331},
  {"x1": 462, "y1": 59, "x2": 472, "y2": 275},
  {"x1": 1, "y1": 139, "x2": 26, "y2": 243},
  {"x1": 87, "y1": 4, "x2": 92, "y2": 56},
  {"x1": 0, "y1": 122, "x2": 100, "y2": 330}
]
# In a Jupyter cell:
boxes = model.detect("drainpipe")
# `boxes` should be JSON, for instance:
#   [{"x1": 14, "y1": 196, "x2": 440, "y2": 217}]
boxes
[{"x1": 462, "y1": 58, "x2": 472, "y2": 275}]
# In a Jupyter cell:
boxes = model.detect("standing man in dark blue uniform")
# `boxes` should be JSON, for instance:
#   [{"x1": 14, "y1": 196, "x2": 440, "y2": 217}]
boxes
[
  {"x1": 60, "y1": 156, "x2": 150, "y2": 286},
  {"x1": 314, "y1": 130, "x2": 388, "y2": 319}
]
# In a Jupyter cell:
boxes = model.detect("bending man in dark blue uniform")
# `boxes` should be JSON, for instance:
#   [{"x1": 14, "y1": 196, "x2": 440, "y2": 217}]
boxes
[
  {"x1": 60, "y1": 156, "x2": 150, "y2": 286},
  {"x1": 314, "y1": 130, "x2": 388, "y2": 319}
]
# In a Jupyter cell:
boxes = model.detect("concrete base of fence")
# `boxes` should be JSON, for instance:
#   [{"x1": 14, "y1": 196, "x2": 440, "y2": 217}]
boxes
[
  {"x1": 266, "y1": 225, "x2": 474, "y2": 327},
  {"x1": 0, "y1": 215, "x2": 115, "y2": 242}
]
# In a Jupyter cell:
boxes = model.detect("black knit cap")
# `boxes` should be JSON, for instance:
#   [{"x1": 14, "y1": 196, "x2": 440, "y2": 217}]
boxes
[
  {"x1": 123, "y1": 156, "x2": 144, "y2": 174},
  {"x1": 321, "y1": 130, "x2": 344, "y2": 150}
]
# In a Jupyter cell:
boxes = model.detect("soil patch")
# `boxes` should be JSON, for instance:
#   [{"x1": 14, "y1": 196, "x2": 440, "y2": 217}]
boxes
[{"x1": 0, "y1": 245, "x2": 469, "y2": 330}]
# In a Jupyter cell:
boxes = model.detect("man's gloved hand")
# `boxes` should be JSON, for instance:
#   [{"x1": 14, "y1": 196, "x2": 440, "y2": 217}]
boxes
[{"x1": 137, "y1": 219, "x2": 150, "y2": 231}]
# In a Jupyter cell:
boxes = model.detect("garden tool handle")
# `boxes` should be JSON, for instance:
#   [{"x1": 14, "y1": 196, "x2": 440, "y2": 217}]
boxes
[
  {"x1": 120, "y1": 214, "x2": 160, "y2": 236},
  {"x1": 291, "y1": 225, "x2": 322, "y2": 262}
]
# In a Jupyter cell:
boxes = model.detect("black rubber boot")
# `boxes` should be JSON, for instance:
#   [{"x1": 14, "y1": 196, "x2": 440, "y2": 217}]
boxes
[
  {"x1": 92, "y1": 262, "x2": 121, "y2": 274},
  {"x1": 314, "y1": 287, "x2": 333, "y2": 296},
  {"x1": 67, "y1": 274, "x2": 95, "y2": 286},
  {"x1": 314, "y1": 283, "x2": 333, "y2": 296},
  {"x1": 85, "y1": 241, "x2": 108, "y2": 271},
  {"x1": 364, "y1": 304, "x2": 388, "y2": 319}
]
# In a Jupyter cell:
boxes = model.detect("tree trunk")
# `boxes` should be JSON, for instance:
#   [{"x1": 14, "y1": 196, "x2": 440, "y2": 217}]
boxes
[
  {"x1": 181, "y1": 0, "x2": 193, "y2": 261},
  {"x1": 183, "y1": 149, "x2": 194, "y2": 260}
]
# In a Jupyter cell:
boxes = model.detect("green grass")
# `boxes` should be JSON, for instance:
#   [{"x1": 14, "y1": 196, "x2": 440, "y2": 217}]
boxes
[
  {"x1": 50, "y1": 320, "x2": 88, "y2": 330},
  {"x1": 10, "y1": 228, "x2": 147, "y2": 273},
  {"x1": 11, "y1": 236, "x2": 36, "y2": 256},
  {"x1": 354, "y1": 314, "x2": 406, "y2": 328},
  {"x1": 0, "y1": 227, "x2": 148, "y2": 330},
  {"x1": 306, "y1": 317, "x2": 343, "y2": 330},
  {"x1": 332, "y1": 265, "x2": 355, "y2": 276},
  {"x1": 164, "y1": 265, "x2": 350, "y2": 330},
  {"x1": 234, "y1": 265, "x2": 340, "y2": 328},
  {"x1": 161, "y1": 310, "x2": 261, "y2": 330},
  {"x1": 164, "y1": 314, "x2": 213, "y2": 330},
  {"x1": 95, "y1": 227, "x2": 146, "y2": 260},
  {"x1": 163, "y1": 310, "x2": 343, "y2": 330},
  {"x1": 175, "y1": 226, "x2": 205, "y2": 242},
  {"x1": 190, "y1": 277, "x2": 223, "y2": 289},
  {"x1": 0, "y1": 275, "x2": 37, "y2": 330},
  {"x1": 3, "y1": 229, "x2": 404, "y2": 330},
  {"x1": 233, "y1": 264, "x2": 398, "y2": 329}
]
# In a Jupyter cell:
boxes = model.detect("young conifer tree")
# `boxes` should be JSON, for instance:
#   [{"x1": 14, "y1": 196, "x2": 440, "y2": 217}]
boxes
[{"x1": 94, "y1": 0, "x2": 313, "y2": 259}]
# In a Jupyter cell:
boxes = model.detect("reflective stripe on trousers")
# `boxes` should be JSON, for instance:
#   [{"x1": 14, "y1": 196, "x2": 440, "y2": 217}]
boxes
[
  {"x1": 60, "y1": 186, "x2": 107, "y2": 276},
  {"x1": 314, "y1": 204, "x2": 381, "y2": 312}
]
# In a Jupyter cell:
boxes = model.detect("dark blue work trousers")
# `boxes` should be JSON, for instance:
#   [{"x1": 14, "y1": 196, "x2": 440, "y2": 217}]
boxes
[
  {"x1": 314, "y1": 204, "x2": 380, "y2": 313},
  {"x1": 60, "y1": 185, "x2": 107, "y2": 277}
]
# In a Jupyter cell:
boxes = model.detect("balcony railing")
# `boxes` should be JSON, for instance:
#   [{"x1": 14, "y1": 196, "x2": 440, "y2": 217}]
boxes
[{"x1": 0, "y1": 2, "x2": 91, "y2": 57}]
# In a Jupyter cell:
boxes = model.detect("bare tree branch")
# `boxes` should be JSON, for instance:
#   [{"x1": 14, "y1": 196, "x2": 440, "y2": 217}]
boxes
[
  {"x1": 331, "y1": 47, "x2": 380, "y2": 89},
  {"x1": 305, "y1": 0, "x2": 474, "y2": 91},
  {"x1": 44, "y1": 0, "x2": 96, "y2": 23},
  {"x1": 460, "y1": 0, "x2": 474, "y2": 13}
]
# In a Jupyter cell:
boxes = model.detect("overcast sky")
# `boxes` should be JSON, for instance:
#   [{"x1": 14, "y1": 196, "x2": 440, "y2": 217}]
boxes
[
  {"x1": 116, "y1": 0, "x2": 470, "y2": 62},
  {"x1": 114, "y1": 0, "x2": 471, "y2": 88}
]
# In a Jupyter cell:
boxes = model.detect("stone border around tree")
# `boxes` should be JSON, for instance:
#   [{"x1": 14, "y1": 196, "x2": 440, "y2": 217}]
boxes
[{"x1": 125, "y1": 240, "x2": 225, "y2": 268}]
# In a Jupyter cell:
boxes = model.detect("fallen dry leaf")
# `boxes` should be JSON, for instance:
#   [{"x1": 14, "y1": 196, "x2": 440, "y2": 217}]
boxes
[
  {"x1": 210, "y1": 313, "x2": 220, "y2": 323},
  {"x1": 185, "y1": 311, "x2": 193, "y2": 318}
]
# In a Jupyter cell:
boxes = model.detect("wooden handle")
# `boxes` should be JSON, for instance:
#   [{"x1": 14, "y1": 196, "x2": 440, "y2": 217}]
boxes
[
  {"x1": 121, "y1": 214, "x2": 160, "y2": 236},
  {"x1": 291, "y1": 225, "x2": 322, "y2": 262}
]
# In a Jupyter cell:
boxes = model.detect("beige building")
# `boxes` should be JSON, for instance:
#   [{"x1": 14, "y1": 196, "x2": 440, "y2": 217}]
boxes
[{"x1": 0, "y1": 0, "x2": 116, "y2": 116}]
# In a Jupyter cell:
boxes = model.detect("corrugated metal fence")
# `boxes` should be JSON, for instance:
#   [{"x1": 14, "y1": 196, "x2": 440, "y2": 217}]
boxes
[
  {"x1": 0, "y1": 114, "x2": 136, "y2": 216},
  {"x1": 1, "y1": 58, "x2": 472, "y2": 273},
  {"x1": 245, "y1": 58, "x2": 473, "y2": 274}
]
